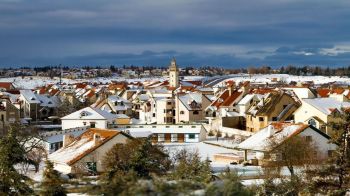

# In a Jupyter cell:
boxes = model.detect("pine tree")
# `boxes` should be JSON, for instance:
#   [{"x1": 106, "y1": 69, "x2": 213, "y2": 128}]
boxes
[
  {"x1": 0, "y1": 127, "x2": 34, "y2": 195},
  {"x1": 39, "y1": 160, "x2": 66, "y2": 196}
]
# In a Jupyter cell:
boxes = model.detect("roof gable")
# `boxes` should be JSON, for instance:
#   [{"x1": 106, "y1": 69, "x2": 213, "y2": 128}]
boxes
[{"x1": 49, "y1": 128, "x2": 129, "y2": 166}]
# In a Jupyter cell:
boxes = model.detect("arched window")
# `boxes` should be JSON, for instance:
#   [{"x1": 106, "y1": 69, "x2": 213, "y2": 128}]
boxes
[
  {"x1": 180, "y1": 111, "x2": 184, "y2": 115},
  {"x1": 308, "y1": 119, "x2": 317, "y2": 127}
]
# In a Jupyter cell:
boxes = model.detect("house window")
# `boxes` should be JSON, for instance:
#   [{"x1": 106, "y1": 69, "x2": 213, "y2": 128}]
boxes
[
  {"x1": 86, "y1": 162, "x2": 97, "y2": 174},
  {"x1": 305, "y1": 136, "x2": 312, "y2": 142},
  {"x1": 153, "y1": 113, "x2": 155, "y2": 117},
  {"x1": 158, "y1": 134, "x2": 165, "y2": 142},
  {"x1": 180, "y1": 111, "x2": 185, "y2": 115},
  {"x1": 188, "y1": 134, "x2": 195, "y2": 139},
  {"x1": 90, "y1": 122, "x2": 96, "y2": 128},
  {"x1": 193, "y1": 111, "x2": 199, "y2": 115},
  {"x1": 50, "y1": 143, "x2": 55, "y2": 150},
  {"x1": 83, "y1": 122, "x2": 87, "y2": 126},
  {"x1": 171, "y1": 134, "x2": 178, "y2": 142},
  {"x1": 167, "y1": 102, "x2": 172, "y2": 105},
  {"x1": 308, "y1": 119, "x2": 317, "y2": 127},
  {"x1": 328, "y1": 150, "x2": 334, "y2": 157},
  {"x1": 259, "y1": 117, "x2": 264, "y2": 122}
]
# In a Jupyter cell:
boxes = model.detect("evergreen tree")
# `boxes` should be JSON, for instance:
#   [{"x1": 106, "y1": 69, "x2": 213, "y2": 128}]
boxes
[
  {"x1": 205, "y1": 168, "x2": 254, "y2": 196},
  {"x1": 172, "y1": 149, "x2": 212, "y2": 184},
  {"x1": 0, "y1": 126, "x2": 34, "y2": 195},
  {"x1": 39, "y1": 160, "x2": 66, "y2": 196},
  {"x1": 307, "y1": 109, "x2": 350, "y2": 195},
  {"x1": 103, "y1": 138, "x2": 171, "y2": 179}
]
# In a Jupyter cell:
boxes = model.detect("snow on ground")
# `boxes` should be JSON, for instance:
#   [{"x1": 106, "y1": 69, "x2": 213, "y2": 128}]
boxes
[
  {"x1": 219, "y1": 74, "x2": 350, "y2": 86},
  {"x1": 163, "y1": 142, "x2": 236, "y2": 161},
  {"x1": 0, "y1": 76, "x2": 166, "y2": 89},
  {"x1": 1, "y1": 74, "x2": 349, "y2": 89},
  {"x1": 204, "y1": 138, "x2": 239, "y2": 149}
]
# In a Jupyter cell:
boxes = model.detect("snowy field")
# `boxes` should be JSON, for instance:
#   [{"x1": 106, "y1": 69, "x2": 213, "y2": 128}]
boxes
[
  {"x1": 1, "y1": 74, "x2": 349, "y2": 89},
  {"x1": 0, "y1": 76, "x2": 166, "y2": 89},
  {"x1": 221, "y1": 74, "x2": 350, "y2": 85}
]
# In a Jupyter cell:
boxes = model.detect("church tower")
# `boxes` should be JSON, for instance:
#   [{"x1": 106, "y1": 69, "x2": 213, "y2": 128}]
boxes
[{"x1": 169, "y1": 58, "x2": 179, "y2": 88}]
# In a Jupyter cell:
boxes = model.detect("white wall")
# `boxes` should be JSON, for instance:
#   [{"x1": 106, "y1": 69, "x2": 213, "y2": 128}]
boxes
[
  {"x1": 294, "y1": 100, "x2": 328, "y2": 124},
  {"x1": 62, "y1": 119, "x2": 107, "y2": 130},
  {"x1": 299, "y1": 127, "x2": 337, "y2": 159}
]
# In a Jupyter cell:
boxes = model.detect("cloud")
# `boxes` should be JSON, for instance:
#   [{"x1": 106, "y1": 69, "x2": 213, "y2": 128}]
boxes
[{"x1": 1, "y1": 0, "x2": 350, "y2": 67}]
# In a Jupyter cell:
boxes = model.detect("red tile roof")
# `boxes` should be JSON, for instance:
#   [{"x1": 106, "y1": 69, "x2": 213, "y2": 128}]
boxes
[
  {"x1": 317, "y1": 89, "x2": 331, "y2": 97},
  {"x1": 211, "y1": 89, "x2": 242, "y2": 108},
  {"x1": 67, "y1": 128, "x2": 126, "y2": 165},
  {"x1": 0, "y1": 82, "x2": 14, "y2": 90}
]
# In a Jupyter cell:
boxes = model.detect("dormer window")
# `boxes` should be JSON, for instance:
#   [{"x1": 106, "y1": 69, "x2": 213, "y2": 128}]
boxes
[
  {"x1": 31, "y1": 97, "x2": 36, "y2": 101},
  {"x1": 80, "y1": 111, "x2": 88, "y2": 117},
  {"x1": 48, "y1": 101, "x2": 52, "y2": 104}
]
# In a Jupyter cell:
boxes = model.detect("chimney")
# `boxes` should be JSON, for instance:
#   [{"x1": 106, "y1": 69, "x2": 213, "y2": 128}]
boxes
[
  {"x1": 63, "y1": 134, "x2": 75, "y2": 148},
  {"x1": 94, "y1": 133, "x2": 101, "y2": 145},
  {"x1": 227, "y1": 84, "x2": 234, "y2": 96},
  {"x1": 267, "y1": 125, "x2": 275, "y2": 137}
]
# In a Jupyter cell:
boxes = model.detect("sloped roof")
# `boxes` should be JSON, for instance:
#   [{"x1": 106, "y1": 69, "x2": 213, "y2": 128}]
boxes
[
  {"x1": 210, "y1": 89, "x2": 242, "y2": 109},
  {"x1": 303, "y1": 97, "x2": 350, "y2": 115},
  {"x1": 317, "y1": 88, "x2": 331, "y2": 97},
  {"x1": 61, "y1": 106, "x2": 117, "y2": 120},
  {"x1": 0, "y1": 82, "x2": 14, "y2": 90},
  {"x1": 178, "y1": 93, "x2": 202, "y2": 110},
  {"x1": 49, "y1": 128, "x2": 129, "y2": 166},
  {"x1": 237, "y1": 123, "x2": 311, "y2": 152}
]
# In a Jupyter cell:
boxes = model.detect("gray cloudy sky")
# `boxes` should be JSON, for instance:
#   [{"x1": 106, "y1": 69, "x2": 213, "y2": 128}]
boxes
[{"x1": 1, "y1": 0, "x2": 350, "y2": 67}]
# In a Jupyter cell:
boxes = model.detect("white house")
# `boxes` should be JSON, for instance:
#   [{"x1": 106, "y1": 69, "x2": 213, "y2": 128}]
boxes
[
  {"x1": 61, "y1": 107, "x2": 118, "y2": 130},
  {"x1": 40, "y1": 127, "x2": 88, "y2": 154},
  {"x1": 49, "y1": 128, "x2": 131, "y2": 174},
  {"x1": 293, "y1": 97, "x2": 350, "y2": 135},
  {"x1": 237, "y1": 122, "x2": 337, "y2": 164},
  {"x1": 111, "y1": 124, "x2": 207, "y2": 143}
]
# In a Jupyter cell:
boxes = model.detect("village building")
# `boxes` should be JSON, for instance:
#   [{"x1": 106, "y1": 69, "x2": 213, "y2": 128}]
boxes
[
  {"x1": 49, "y1": 128, "x2": 131, "y2": 174},
  {"x1": 169, "y1": 58, "x2": 179, "y2": 88},
  {"x1": 111, "y1": 124, "x2": 206, "y2": 143},
  {"x1": 293, "y1": 97, "x2": 350, "y2": 135},
  {"x1": 61, "y1": 107, "x2": 119, "y2": 130},
  {"x1": 20, "y1": 90, "x2": 61, "y2": 121},
  {"x1": 237, "y1": 122, "x2": 337, "y2": 166},
  {"x1": 245, "y1": 90, "x2": 300, "y2": 132}
]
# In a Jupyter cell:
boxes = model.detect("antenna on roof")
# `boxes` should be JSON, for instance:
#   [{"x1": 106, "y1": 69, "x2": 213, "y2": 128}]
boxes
[{"x1": 59, "y1": 64, "x2": 62, "y2": 85}]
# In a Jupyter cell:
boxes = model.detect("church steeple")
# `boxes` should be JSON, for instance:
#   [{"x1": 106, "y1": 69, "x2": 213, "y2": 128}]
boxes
[
  {"x1": 170, "y1": 57, "x2": 177, "y2": 71},
  {"x1": 169, "y1": 58, "x2": 179, "y2": 88}
]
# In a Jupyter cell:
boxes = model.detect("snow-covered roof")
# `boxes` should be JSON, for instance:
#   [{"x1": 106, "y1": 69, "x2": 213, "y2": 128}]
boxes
[
  {"x1": 41, "y1": 128, "x2": 87, "y2": 143},
  {"x1": 303, "y1": 97, "x2": 350, "y2": 115},
  {"x1": 49, "y1": 128, "x2": 126, "y2": 166},
  {"x1": 118, "y1": 124, "x2": 204, "y2": 135},
  {"x1": 61, "y1": 106, "x2": 117, "y2": 121},
  {"x1": 20, "y1": 89, "x2": 60, "y2": 107},
  {"x1": 238, "y1": 94, "x2": 263, "y2": 105},
  {"x1": 20, "y1": 90, "x2": 41, "y2": 104},
  {"x1": 137, "y1": 94, "x2": 150, "y2": 101},
  {"x1": 237, "y1": 123, "x2": 310, "y2": 152},
  {"x1": 178, "y1": 92, "x2": 202, "y2": 110}
]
